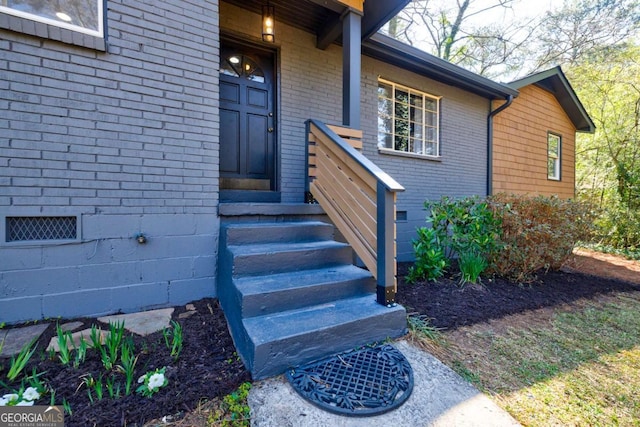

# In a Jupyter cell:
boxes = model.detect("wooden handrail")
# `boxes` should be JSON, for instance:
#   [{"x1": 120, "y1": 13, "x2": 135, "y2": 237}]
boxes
[{"x1": 305, "y1": 119, "x2": 404, "y2": 306}]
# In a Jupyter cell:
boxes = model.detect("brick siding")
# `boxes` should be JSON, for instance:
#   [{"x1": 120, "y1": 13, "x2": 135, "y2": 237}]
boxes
[{"x1": 0, "y1": 0, "x2": 220, "y2": 323}]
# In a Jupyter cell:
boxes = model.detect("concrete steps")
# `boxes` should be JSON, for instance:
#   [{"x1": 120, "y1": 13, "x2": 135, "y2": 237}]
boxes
[
  {"x1": 218, "y1": 209, "x2": 406, "y2": 380},
  {"x1": 244, "y1": 295, "x2": 406, "y2": 379}
]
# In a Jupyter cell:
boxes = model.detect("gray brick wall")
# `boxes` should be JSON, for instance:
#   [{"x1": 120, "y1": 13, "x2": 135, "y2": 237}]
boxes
[
  {"x1": 362, "y1": 58, "x2": 489, "y2": 261},
  {"x1": 0, "y1": 0, "x2": 220, "y2": 323},
  {"x1": 1, "y1": 2, "x2": 492, "y2": 323},
  {"x1": 220, "y1": 4, "x2": 489, "y2": 261}
]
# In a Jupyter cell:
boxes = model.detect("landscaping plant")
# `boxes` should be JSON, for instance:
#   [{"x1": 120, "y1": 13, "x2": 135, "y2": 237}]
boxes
[
  {"x1": 117, "y1": 336, "x2": 138, "y2": 396},
  {"x1": 162, "y1": 320, "x2": 184, "y2": 361},
  {"x1": 136, "y1": 367, "x2": 168, "y2": 398},
  {"x1": 487, "y1": 194, "x2": 595, "y2": 282},
  {"x1": 6, "y1": 339, "x2": 37, "y2": 382},
  {"x1": 410, "y1": 196, "x2": 501, "y2": 284},
  {"x1": 73, "y1": 337, "x2": 87, "y2": 369},
  {"x1": 458, "y1": 250, "x2": 488, "y2": 285},
  {"x1": 55, "y1": 323, "x2": 74, "y2": 366},
  {"x1": 407, "y1": 227, "x2": 448, "y2": 282}
]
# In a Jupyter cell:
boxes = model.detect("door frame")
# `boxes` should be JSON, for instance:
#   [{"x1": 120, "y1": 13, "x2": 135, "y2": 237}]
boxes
[{"x1": 219, "y1": 33, "x2": 280, "y2": 202}]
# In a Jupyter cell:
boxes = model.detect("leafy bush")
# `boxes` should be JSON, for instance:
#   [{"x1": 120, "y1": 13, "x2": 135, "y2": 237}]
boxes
[
  {"x1": 487, "y1": 194, "x2": 595, "y2": 282},
  {"x1": 407, "y1": 227, "x2": 448, "y2": 283},
  {"x1": 427, "y1": 196, "x2": 502, "y2": 259},
  {"x1": 409, "y1": 196, "x2": 501, "y2": 284},
  {"x1": 594, "y1": 205, "x2": 640, "y2": 250}
]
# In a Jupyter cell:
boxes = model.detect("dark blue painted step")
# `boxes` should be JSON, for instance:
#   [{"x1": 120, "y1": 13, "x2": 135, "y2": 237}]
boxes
[{"x1": 233, "y1": 264, "x2": 375, "y2": 317}]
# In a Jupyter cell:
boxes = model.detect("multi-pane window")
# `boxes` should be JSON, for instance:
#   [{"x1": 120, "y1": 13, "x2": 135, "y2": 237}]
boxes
[
  {"x1": 0, "y1": 0, "x2": 104, "y2": 37},
  {"x1": 377, "y1": 79, "x2": 440, "y2": 157},
  {"x1": 547, "y1": 132, "x2": 561, "y2": 180}
]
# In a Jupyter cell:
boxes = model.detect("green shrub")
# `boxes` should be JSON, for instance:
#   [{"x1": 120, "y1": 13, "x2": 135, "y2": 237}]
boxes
[
  {"x1": 595, "y1": 205, "x2": 640, "y2": 250},
  {"x1": 409, "y1": 196, "x2": 501, "y2": 284},
  {"x1": 407, "y1": 227, "x2": 448, "y2": 283},
  {"x1": 427, "y1": 196, "x2": 502, "y2": 260},
  {"x1": 487, "y1": 194, "x2": 595, "y2": 282}
]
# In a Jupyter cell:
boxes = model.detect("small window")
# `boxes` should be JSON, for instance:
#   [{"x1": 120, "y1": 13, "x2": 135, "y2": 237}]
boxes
[
  {"x1": 377, "y1": 78, "x2": 440, "y2": 157},
  {"x1": 547, "y1": 133, "x2": 561, "y2": 180},
  {"x1": 220, "y1": 54, "x2": 265, "y2": 83},
  {"x1": 0, "y1": 0, "x2": 104, "y2": 38}
]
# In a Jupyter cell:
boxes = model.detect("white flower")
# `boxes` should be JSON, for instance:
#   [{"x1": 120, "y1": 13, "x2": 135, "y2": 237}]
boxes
[
  {"x1": 138, "y1": 375, "x2": 146, "y2": 384},
  {"x1": 147, "y1": 372, "x2": 165, "y2": 390},
  {"x1": 15, "y1": 399, "x2": 34, "y2": 406},
  {"x1": 22, "y1": 387, "x2": 40, "y2": 402},
  {"x1": 0, "y1": 397, "x2": 8, "y2": 406},
  {"x1": 2, "y1": 394, "x2": 19, "y2": 405}
]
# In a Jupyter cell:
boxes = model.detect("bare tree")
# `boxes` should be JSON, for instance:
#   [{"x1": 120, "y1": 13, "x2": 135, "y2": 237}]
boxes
[
  {"x1": 385, "y1": 0, "x2": 537, "y2": 77},
  {"x1": 386, "y1": 0, "x2": 640, "y2": 78},
  {"x1": 533, "y1": 0, "x2": 640, "y2": 71}
]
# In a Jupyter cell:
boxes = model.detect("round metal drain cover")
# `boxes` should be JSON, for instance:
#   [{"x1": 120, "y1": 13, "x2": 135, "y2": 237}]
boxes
[{"x1": 286, "y1": 344, "x2": 413, "y2": 417}]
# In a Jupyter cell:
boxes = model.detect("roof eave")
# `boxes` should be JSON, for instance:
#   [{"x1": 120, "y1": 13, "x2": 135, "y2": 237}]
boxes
[
  {"x1": 362, "y1": 0, "x2": 411, "y2": 41},
  {"x1": 363, "y1": 34, "x2": 519, "y2": 100}
]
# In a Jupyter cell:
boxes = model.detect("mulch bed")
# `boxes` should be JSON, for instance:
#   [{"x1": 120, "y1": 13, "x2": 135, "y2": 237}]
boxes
[
  {"x1": 2, "y1": 262, "x2": 639, "y2": 426},
  {"x1": 396, "y1": 262, "x2": 640, "y2": 330},
  {"x1": 0, "y1": 298, "x2": 250, "y2": 427}
]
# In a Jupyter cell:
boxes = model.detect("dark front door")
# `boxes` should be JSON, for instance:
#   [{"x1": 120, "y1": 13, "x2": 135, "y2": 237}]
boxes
[{"x1": 220, "y1": 42, "x2": 277, "y2": 201}]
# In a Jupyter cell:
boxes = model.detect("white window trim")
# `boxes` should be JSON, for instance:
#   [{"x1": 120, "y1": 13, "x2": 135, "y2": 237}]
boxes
[
  {"x1": 377, "y1": 78, "x2": 441, "y2": 159},
  {"x1": 0, "y1": 1, "x2": 104, "y2": 38},
  {"x1": 547, "y1": 132, "x2": 561, "y2": 181}
]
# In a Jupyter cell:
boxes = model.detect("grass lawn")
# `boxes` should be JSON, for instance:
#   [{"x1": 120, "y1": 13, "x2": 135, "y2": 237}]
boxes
[{"x1": 410, "y1": 292, "x2": 640, "y2": 426}]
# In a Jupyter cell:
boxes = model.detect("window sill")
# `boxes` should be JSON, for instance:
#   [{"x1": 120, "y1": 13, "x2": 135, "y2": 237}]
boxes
[
  {"x1": 547, "y1": 177, "x2": 561, "y2": 181},
  {"x1": 378, "y1": 148, "x2": 442, "y2": 162}
]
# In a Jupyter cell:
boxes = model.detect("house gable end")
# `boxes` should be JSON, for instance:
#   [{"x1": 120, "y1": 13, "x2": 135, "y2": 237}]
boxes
[{"x1": 509, "y1": 67, "x2": 595, "y2": 133}]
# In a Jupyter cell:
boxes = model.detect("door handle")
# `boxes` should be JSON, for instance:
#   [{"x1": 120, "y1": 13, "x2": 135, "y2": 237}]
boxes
[{"x1": 268, "y1": 127, "x2": 274, "y2": 133}]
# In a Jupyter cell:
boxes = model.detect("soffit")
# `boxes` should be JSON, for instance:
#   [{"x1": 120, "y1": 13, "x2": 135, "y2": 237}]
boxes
[{"x1": 220, "y1": 0, "x2": 409, "y2": 48}]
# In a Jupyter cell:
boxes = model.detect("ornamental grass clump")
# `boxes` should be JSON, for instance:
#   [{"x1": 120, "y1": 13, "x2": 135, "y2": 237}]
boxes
[
  {"x1": 117, "y1": 336, "x2": 138, "y2": 396},
  {"x1": 6, "y1": 339, "x2": 37, "y2": 382},
  {"x1": 162, "y1": 320, "x2": 184, "y2": 361},
  {"x1": 458, "y1": 250, "x2": 488, "y2": 285},
  {"x1": 55, "y1": 323, "x2": 74, "y2": 366}
]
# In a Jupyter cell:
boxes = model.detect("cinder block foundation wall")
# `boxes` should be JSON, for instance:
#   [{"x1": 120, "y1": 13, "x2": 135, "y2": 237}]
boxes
[{"x1": 0, "y1": 0, "x2": 220, "y2": 324}]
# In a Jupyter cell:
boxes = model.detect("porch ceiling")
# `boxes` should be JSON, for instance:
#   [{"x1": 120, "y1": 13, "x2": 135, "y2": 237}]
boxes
[{"x1": 221, "y1": 0, "x2": 410, "y2": 49}]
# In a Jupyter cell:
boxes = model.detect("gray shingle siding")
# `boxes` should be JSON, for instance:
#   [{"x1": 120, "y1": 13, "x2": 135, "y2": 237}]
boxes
[{"x1": 0, "y1": 0, "x2": 220, "y2": 323}]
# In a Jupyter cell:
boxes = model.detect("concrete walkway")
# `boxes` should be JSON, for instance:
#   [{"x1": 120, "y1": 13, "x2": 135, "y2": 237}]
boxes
[{"x1": 249, "y1": 340, "x2": 520, "y2": 427}]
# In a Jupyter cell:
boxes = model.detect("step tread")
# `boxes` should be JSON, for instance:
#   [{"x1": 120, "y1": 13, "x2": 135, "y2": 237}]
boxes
[
  {"x1": 224, "y1": 221, "x2": 331, "y2": 229},
  {"x1": 243, "y1": 295, "x2": 404, "y2": 345},
  {"x1": 234, "y1": 265, "x2": 372, "y2": 296},
  {"x1": 229, "y1": 239, "x2": 349, "y2": 256}
]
